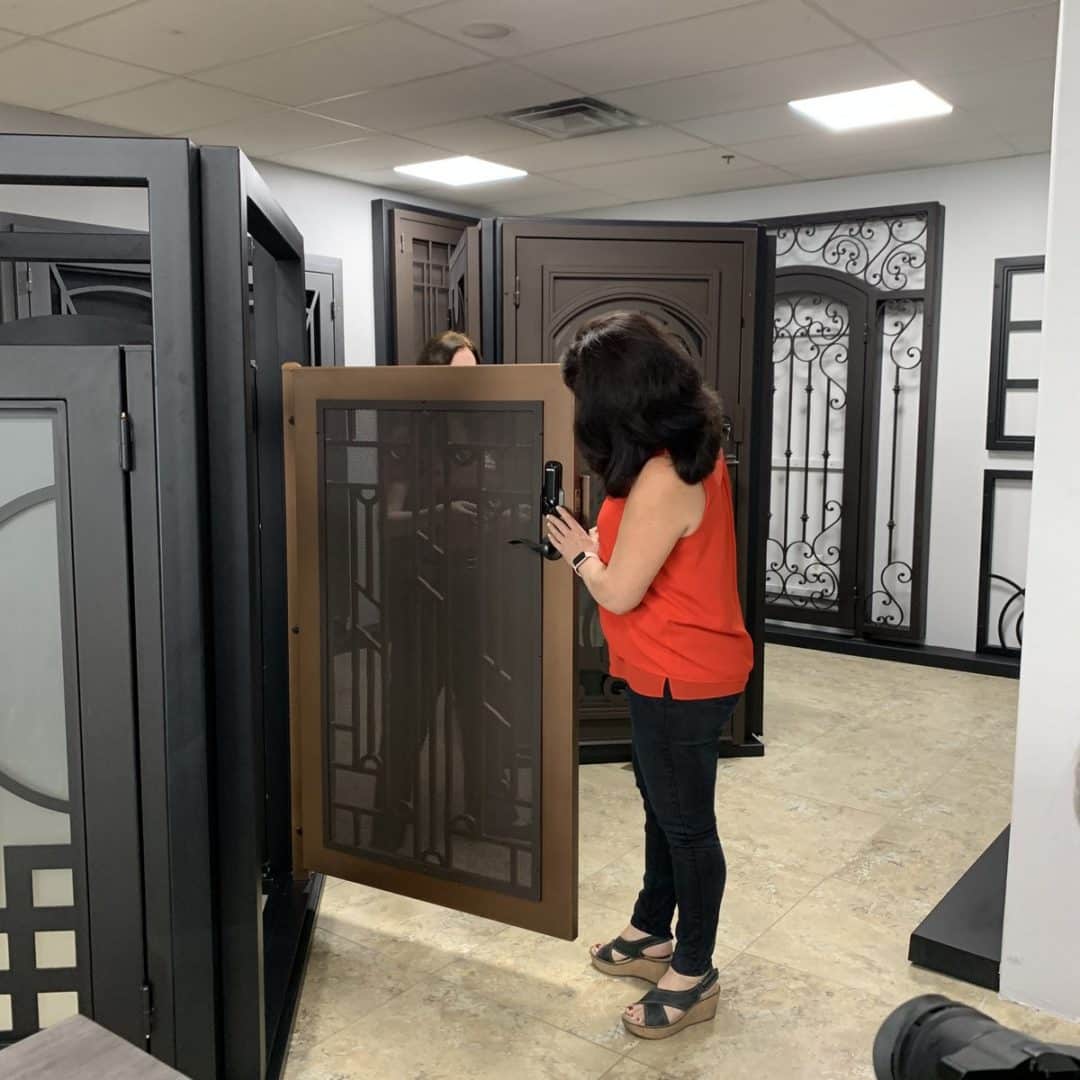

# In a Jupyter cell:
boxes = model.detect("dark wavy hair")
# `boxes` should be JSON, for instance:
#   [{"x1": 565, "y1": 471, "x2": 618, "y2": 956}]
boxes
[
  {"x1": 416, "y1": 330, "x2": 481, "y2": 365},
  {"x1": 560, "y1": 311, "x2": 722, "y2": 498}
]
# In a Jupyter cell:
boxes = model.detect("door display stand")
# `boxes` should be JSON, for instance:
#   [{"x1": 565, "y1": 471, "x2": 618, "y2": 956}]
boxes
[{"x1": 1, "y1": 134, "x2": 319, "y2": 1080}]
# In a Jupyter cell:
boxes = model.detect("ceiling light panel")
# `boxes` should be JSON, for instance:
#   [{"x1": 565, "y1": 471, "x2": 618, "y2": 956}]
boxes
[
  {"x1": 394, "y1": 155, "x2": 527, "y2": 186},
  {"x1": 789, "y1": 80, "x2": 952, "y2": 131}
]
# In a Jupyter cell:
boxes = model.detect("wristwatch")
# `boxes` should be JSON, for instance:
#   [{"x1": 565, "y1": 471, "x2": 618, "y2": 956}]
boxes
[{"x1": 571, "y1": 550, "x2": 596, "y2": 575}]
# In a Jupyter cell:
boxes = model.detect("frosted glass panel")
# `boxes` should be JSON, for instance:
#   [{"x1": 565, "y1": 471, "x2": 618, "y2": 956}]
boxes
[
  {"x1": 1009, "y1": 270, "x2": 1044, "y2": 322},
  {"x1": 34, "y1": 931, "x2": 77, "y2": 970},
  {"x1": 37, "y1": 991, "x2": 79, "y2": 1028}
]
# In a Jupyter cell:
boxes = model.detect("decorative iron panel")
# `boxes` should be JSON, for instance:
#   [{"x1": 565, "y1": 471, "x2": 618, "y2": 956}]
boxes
[
  {"x1": 320, "y1": 403, "x2": 543, "y2": 898},
  {"x1": 766, "y1": 205, "x2": 943, "y2": 642},
  {"x1": 976, "y1": 470, "x2": 1031, "y2": 656}
]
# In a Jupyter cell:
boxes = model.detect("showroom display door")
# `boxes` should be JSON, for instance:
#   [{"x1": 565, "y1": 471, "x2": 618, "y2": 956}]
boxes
[
  {"x1": 499, "y1": 220, "x2": 770, "y2": 759},
  {"x1": 0, "y1": 345, "x2": 149, "y2": 1049},
  {"x1": 284, "y1": 363, "x2": 578, "y2": 939}
]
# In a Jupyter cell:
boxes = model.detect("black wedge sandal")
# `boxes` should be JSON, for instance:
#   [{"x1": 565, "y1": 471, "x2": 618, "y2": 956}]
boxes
[
  {"x1": 622, "y1": 967, "x2": 721, "y2": 1039},
  {"x1": 590, "y1": 933, "x2": 673, "y2": 983}
]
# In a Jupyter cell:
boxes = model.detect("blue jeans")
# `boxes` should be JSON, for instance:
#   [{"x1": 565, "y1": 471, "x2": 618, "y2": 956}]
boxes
[{"x1": 628, "y1": 686, "x2": 739, "y2": 976}]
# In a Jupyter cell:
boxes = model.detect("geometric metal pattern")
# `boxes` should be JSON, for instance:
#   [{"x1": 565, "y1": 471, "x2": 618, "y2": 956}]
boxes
[
  {"x1": 0, "y1": 845, "x2": 87, "y2": 1044},
  {"x1": 320, "y1": 403, "x2": 543, "y2": 898}
]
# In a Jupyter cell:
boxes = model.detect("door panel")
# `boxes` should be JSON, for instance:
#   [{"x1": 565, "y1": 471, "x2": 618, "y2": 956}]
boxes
[
  {"x1": 388, "y1": 208, "x2": 481, "y2": 365},
  {"x1": 284, "y1": 364, "x2": 577, "y2": 938},
  {"x1": 500, "y1": 221, "x2": 766, "y2": 755},
  {"x1": 766, "y1": 273, "x2": 870, "y2": 630},
  {"x1": 305, "y1": 255, "x2": 345, "y2": 367},
  {"x1": 0, "y1": 346, "x2": 146, "y2": 1048}
]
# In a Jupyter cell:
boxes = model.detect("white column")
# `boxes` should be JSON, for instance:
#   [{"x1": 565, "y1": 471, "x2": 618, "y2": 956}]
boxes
[{"x1": 999, "y1": 0, "x2": 1080, "y2": 1022}]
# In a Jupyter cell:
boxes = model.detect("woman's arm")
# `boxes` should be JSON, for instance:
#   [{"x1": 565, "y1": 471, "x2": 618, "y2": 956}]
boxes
[{"x1": 546, "y1": 458, "x2": 704, "y2": 615}]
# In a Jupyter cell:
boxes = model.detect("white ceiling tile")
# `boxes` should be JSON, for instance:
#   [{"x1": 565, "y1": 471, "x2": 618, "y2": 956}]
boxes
[
  {"x1": 517, "y1": 0, "x2": 851, "y2": 93},
  {"x1": 368, "y1": 0, "x2": 446, "y2": 11},
  {"x1": 488, "y1": 188, "x2": 618, "y2": 216},
  {"x1": 404, "y1": 0, "x2": 758, "y2": 59},
  {"x1": 441, "y1": 173, "x2": 569, "y2": 206},
  {"x1": 185, "y1": 109, "x2": 373, "y2": 158},
  {"x1": 583, "y1": 162, "x2": 797, "y2": 203},
  {"x1": 676, "y1": 104, "x2": 819, "y2": 145},
  {"x1": 0, "y1": 0, "x2": 130, "y2": 35},
  {"x1": 924, "y1": 57, "x2": 1054, "y2": 109},
  {"x1": 0, "y1": 41, "x2": 161, "y2": 110},
  {"x1": 495, "y1": 126, "x2": 710, "y2": 173},
  {"x1": 875, "y1": 5, "x2": 1059, "y2": 80},
  {"x1": 549, "y1": 147, "x2": 778, "y2": 197},
  {"x1": 0, "y1": 26, "x2": 20, "y2": 47},
  {"x1": 814, "y1": 0, "x2": 1053, "y2": 38},
  {"x1": 0, "y1": 100, "x2": 138, "y2": 136},
  {"x1": 604, "y1": 44, "x2": 905, "y2": 123},
  {"x1": 1006, "y1": 131, "x2": 1052, "y2": 153},
  {"x1": 271, "y1": 135, "x2": 450, "y2": 175},
  {"x1": 306, "y1": 62, "x2": 575, "y2": 131},
  {"x1": 50, "y1": 0, "x2": 382, "y2": 75},
  {"x1": 193, "y1": 21, "x2": 489, "y2": 106},
  {"x1": 62, "y1": 78, "x2": 270, "y2": 135},
  {"x1": 730, "y1": 112, "x2": 995, "y2": 166},
  {"x1": 784, "y1": 135, "x2": 1016, "y2": 181},
  {"x1": 403, "y1": 117, "x2": 551, "y2": 154}
]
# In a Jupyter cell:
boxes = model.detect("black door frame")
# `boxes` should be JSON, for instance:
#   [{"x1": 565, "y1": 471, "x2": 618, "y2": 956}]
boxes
[
  {"x1": 304, "y1": 254, "x2": 345, "y2": 367},
  {"x1": 1, "y1": 135, "x2": 216, "y2": 1075}
]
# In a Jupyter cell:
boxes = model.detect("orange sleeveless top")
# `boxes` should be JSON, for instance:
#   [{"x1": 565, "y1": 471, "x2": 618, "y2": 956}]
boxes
[{"x1": 596, "y1": 457, "x2": 753, "y2": 700}]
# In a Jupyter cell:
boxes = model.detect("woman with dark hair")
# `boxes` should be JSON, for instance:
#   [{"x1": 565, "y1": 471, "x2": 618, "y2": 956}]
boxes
[
  {"x1": 416, "y1": 329, "x2": 481, "y2": 366},
  {"x1": 545, "y1": 311, "x2": 753, "y2": 1040}
]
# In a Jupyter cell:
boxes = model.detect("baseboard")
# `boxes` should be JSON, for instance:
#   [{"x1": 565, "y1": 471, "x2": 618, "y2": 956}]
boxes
[
  {"x1": 765, "y1": 625, "x2": 1020, "y2": 679},
  {"x1": 909, "y1": 828, "x2": 1010, "y2": 992}
]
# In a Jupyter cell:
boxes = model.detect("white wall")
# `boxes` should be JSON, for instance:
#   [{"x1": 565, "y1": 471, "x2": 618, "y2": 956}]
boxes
[
  {"x1": 251, "y1": 161, "x2": 473, "y2": 366},
  {"x1": 582, "y1": 154, "x2": 1051, "y2": 651},
  {"x1": 1000, "y1": 2, "x2": 1080, "y2": 1022}
]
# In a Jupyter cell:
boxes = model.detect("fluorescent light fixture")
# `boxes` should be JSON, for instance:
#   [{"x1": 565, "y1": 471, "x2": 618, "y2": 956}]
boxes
[
  {"x1": 394, "y1": 156, "x2": 527, "y2": 186},
  {"x1": 789, "y1": 80, "x2": 953, "y2": 132}
]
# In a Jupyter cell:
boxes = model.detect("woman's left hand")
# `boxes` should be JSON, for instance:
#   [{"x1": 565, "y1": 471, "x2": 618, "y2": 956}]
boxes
[{"x1": 545, "y1": 507, "x2": 598, "y2": 564}]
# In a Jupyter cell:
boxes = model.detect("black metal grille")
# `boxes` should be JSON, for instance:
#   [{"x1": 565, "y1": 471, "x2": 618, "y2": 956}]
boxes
[
  {"x1": 319, "y1": 403, "x2": 544, "y2": 898},
  {"x1": 976, "y1": 470, "x2": 1031, "y2": 656}
]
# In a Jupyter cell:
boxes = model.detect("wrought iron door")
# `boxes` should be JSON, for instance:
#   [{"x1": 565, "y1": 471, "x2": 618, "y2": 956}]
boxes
[
  {"x1": 766, "y1": 274, "x2": 870, "y2": 628},
  {"x1": 0, "y1": 345, "x2": 147, "y2": 1048},
  {"x1": 765, "y1": 205, "x2": 943, "y2": 642},
  {"x1": 284, "y1": 364, "x2": 578, "y2": 939},
  {"x1": 500, "y1": 220, "x2": 769, "y2": 757}
]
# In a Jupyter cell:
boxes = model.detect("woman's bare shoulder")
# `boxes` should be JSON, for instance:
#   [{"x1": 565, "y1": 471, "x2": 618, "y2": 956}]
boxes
[{"x1": 631, "y1": 455, "x2": 701, "y2": 508}]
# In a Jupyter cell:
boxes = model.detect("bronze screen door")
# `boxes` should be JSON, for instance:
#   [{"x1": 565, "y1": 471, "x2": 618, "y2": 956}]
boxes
[{"x1": 284, "y1": 363, "x2": 578, "y2": 938}]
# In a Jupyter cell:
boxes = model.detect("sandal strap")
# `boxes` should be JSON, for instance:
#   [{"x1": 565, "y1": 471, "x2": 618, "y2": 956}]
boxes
[
  {"x1": 596, "y1": 933, "x2": 672, "y2": 963},
  {"x1": 635, "y1": 968, "x2": 720, "y2": 1026}
]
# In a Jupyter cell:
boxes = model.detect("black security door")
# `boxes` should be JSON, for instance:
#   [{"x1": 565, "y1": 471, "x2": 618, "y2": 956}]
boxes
[{"x1": 0, "y1": 345, "x2": 147, "y2": 1049}]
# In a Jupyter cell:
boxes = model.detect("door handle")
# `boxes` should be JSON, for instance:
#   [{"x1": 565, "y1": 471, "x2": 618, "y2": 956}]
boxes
[{"x1": 509, "y1": 460, "x2": 564, "y2": 560}]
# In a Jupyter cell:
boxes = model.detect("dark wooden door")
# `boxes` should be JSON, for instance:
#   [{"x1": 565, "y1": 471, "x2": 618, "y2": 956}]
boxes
[
  {"x1": 283, "y1": 363, "x2": 579, "y2": 939},
  {"x1": 500, "y1": 220, "x2": 768, "y2": 756},
  {"x1": 375, "y1": 203, "x2": 482, "y2": 365}
]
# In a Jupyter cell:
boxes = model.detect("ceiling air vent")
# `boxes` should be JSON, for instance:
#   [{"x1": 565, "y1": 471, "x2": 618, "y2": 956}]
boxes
[{"x1": 496, "y1": 97, "x2": 648, "y2": 140}]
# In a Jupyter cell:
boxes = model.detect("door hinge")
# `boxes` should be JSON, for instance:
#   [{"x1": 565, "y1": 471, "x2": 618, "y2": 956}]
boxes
[
  {"x1": 330, "y1": 298, "x2": 336, "y2": 322},
  {"x1": 513, "y1": 274, "x2": 521, "y2": 308},
  {"x1": 399, "y1": 233, "x2": 406, "y2": 254},
  {"x1": 141, "y1": 981, "x2": 154, "y2": 1044},
  {"x1": 120, "y1": 412, "x2": 133, "y2": 472}
]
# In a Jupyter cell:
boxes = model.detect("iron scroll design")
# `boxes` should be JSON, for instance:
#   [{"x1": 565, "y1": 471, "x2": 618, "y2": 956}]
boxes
[
  {"x1": 766, "y1": 293, "x2": 850, "y2": 612},
  {"x1": 774, "y1": 214, "x2": 928, "y2": 292},
  {"x1": 976, "y1": 470, "x2": 1031, "y2": 657}
]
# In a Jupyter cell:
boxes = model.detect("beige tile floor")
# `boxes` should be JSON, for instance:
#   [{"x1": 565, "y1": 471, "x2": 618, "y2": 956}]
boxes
[{"x1": 284, "y1": 645, "x2": 1080, "y2": 1080}]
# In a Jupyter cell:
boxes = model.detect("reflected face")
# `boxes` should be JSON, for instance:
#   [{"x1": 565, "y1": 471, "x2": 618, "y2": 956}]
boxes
[{"x1": 449, "y1": 347, "x2": 478, "y2": 367}]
